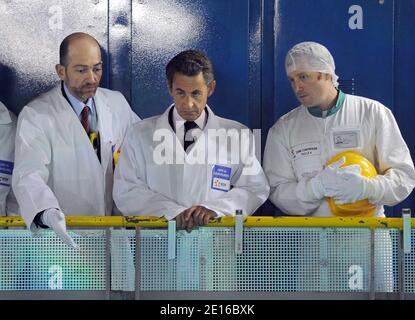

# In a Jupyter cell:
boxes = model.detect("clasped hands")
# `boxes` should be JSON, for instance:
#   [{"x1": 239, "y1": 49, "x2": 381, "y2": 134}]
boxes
[
  {"x1": 175, "y1": 205, "x2": 217, "y2": 233},
  {"x1": 310, "y1": 157, "x2": 372, "y2": 205}
]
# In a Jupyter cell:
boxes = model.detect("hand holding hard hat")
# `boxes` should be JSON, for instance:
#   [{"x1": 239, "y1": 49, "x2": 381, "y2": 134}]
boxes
[
  {"x1": 325, "y1": 151, "x2": 380, "y2": 217},
  {"x1": 309, "y1": 156, "x2": 361, "y2": 199},
  {"x1": 310, "y1": 157, "x2": 345, "y2": 199}
]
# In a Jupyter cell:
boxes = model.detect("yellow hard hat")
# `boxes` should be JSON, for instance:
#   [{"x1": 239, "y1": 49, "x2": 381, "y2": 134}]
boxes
[{"x1": 326, "y1": 151, "x2": 377, "y2": 217}]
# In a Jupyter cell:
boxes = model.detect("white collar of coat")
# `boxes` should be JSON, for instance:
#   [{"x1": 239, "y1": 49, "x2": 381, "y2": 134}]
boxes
[
  {"x1": 53, "y1": 84, "x2": 113, "y2": 143},
  {"x1": 154, "y1": 104, "x2": 220, "y2": 159},
  {"x1": 0, "y1": 100, "x2": 12, "y2": 124},
  {"x1": 157, "y1": 104, "x2": 218, "y2": 131},
  {"x1": 172, "y1": 106, "x2": 207, "y2": 131},
  {"x1": 92, "y1": 87, "x2": 113, "y2": 143}
]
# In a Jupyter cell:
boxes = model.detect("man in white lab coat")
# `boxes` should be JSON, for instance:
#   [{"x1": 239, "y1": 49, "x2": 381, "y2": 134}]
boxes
[
  {"x1": 263, "y1": 41, "x2": 415, "y2": 292},
  {"x1": 263, "y1": 41, "x2": 415, "y2": 217},
  {"x1": 13, "y1": 33, "x2": 139, "y2": 248},
  {"x1": 113, "y1": 50, "x2": 269, "y2": 232},
  {"x1": 0, "y1": 101, "x2": 18, "y2": 216}
]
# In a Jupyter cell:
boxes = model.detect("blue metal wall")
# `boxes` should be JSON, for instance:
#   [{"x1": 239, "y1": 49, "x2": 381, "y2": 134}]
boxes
[{"x1": 0, "y1": 0, "x2": 413, "y2": 217}]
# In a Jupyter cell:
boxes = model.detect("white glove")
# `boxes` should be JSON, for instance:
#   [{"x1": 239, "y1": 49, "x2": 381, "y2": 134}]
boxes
[
  {"x1": 331, "y1": 170, "x2": 382, "y2": 205},
  {"x1": 309, "y1": 157, "x2": 349, "y2": 199},
  {"x1": 42, "y1": 208, "x2": 80, "y2": 250}
]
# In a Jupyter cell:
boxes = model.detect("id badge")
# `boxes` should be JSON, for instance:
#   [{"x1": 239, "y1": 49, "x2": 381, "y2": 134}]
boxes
[
  {"x1": 291, "y1": 142, "x2": 320, "y2": 161},
  {"x1": 211, "y1": 165, "x2": 231, "y2": 192},
  {"x1": 0, "y1": 160, "x2": 13, "y2": 187},
  {"x1": 332, "y1": 129, "x2": 361, "y2": 149}
]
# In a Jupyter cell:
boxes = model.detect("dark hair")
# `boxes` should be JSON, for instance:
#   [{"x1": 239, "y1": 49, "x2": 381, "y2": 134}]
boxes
[
  {"x1": 166, "y1": 50, "x2": 214, "y2": 89},
  {"x1": 59, "y1": 32, "x2": 100, "y2": 66}
]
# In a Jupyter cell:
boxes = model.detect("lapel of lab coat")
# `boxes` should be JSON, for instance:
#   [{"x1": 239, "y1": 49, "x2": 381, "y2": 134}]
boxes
[
  {"x1": 156, "y1": 105, "x2": 219, "y2": 156},
  {"x1": 52, "y1": 86, "x2": 102, "y2": 166},
  {"x1": 0, "y1": 101, "x2": 12, "y2": 125},
  {"x1": 154, "y1": 104, "x2": 185, "y2": 158},
  {"x1": 154, "y1": 105, "x2": 184, "y2": 202},
  {"x1": 198, "y1": 105, "x2": 219, "y2": 161},
  {"x1": 202, "y1": 105, "x2": 218, "y2": 131},
  {"x1": 94, "y1": 88, "x2": 113, "y2": 175}
]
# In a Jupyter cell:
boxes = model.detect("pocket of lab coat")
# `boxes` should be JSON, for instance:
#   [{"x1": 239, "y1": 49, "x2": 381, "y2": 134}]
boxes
[{"x1": 292, "y1": 155, "x2": 323, "y2": 180}]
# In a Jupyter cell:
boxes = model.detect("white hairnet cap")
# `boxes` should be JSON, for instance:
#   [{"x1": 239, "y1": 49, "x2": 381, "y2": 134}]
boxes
[{"x1": 285, "y1": 42, "x2": 339, "y2": 88}]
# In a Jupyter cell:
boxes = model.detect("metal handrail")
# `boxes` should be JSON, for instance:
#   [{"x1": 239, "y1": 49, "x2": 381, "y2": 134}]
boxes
[{"x1": 0, "y1": 216, "x2": 412, "y2": 229}]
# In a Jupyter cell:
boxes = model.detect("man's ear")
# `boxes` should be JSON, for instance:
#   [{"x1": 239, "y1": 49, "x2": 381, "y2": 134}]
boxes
[
  {"x1": 55, "y1": 64, "x2": 66, "y2": 80},
  {"x1": 168, "y1": 84, "x2": 174, "y2": 97},
  {"x1": 207, "y1": 80, "x2": 216, "y2": 97}
]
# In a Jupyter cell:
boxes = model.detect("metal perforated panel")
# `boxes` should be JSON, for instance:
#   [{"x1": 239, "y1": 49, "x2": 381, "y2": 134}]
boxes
[
  {"x1": 138, "y1": 227, "x2": 398, "y2": 292},
  {"x1": 111, "y1": 230, "x2": 135, "y2": 291},
  {"x1": 0, "y1": 227, "x2": 403, "y2": 294},
  {"x1": 374, "y1": 229, "x2": 398, "y2": 292},
  {"x1": 324, "y1": 228, "x2": 370, "y2": 292},
  {"x1": 404, "y1": 230, "x2": 415, "y2": 293},
  {"x1": 137, "y1": 229, "x2": 172, "y2": 291},
  {"x1": 0, "y1": 230, "x2": 106, "y2": 290}
]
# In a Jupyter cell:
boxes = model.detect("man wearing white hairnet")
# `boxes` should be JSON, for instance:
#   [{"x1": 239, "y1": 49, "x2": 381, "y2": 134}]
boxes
[
  {"x1": 263, "y1": 41, "x2": 415, "y2": 293},
  {"x1": 264, "y1": 41, "x2": 415, "y2": 217}
]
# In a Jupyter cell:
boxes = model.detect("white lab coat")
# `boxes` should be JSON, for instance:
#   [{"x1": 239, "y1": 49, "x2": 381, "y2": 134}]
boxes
[
  {"x1": 263, "y1": 93, "x2": 415, "y2": 217},
  {"x1": 13, "y1": 85, "x2": 140, "y2": 230},
  {"x1": 0, "y1": 101, "x2": 18, "y2": 216},
  {"x1": 113, "y1": 105, "x2": 269, "y2": 219}
]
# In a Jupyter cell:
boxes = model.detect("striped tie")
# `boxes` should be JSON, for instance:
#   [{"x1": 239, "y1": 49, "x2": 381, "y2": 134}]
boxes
[{"x1": 81, "y1": 106, "x2": 90, "y2": 134}]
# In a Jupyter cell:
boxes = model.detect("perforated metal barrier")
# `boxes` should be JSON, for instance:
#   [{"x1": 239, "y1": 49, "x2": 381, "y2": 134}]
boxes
[{"x1": 0, "y1": 218, "x2": 414, "y2": 300}]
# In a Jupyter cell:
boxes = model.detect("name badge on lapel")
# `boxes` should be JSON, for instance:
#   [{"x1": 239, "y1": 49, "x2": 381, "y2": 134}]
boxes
[
  {"x1": 0, "y1": 160, "x2": 13, "y2": 187},
  {"x1": 211, "y1": 165, "x2": 231, "y2": 192},
  {"x1": 332, "y1": 129, "x2": 360, "y2": 149},
  {"x1": 291, "y1": 142, "x2": 320, "y2": 161}
]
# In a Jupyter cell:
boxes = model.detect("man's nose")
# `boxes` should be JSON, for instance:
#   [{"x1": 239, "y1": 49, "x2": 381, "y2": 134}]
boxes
[
  {"x1": 85, "y1": 69, "x2": 97, "y2": 83},
  {"x1": 184, "y1": 95, "x2": 194, "y2": 108}
]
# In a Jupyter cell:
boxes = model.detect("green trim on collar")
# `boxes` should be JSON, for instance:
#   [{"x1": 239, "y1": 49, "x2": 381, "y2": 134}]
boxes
[{"x1": 307, "y1": 90, "x2": 345, "y2": 118}]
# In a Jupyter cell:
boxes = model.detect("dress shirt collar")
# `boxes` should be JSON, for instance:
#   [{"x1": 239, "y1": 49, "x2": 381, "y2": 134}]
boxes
[
  {"x1": 172, "y1": 106, "x2": 207, "y2": 131},
  {"x1": 63, "y1": 82, "x2": 95, "y2": 117}
]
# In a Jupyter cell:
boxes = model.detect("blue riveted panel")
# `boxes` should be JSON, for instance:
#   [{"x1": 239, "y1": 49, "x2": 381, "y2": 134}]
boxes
[
  {"x1": 247, "y1": 0, "x2": 263, "y2": 130},
  {"x1": 108, "y1": 0, "x2": 132, "y2": 105},
  {"x1": 272, "y1": 0, "x2": 394, "y2": 121},
  {"x1": 0, "y1": 0, "x2": 110, "y2": 115},
  {"x1": 392, "y1": 0, "x2": 415, "y2": 217},
  {"x1": 261, "y1": 0, "x2": 276, "y2": 146}
]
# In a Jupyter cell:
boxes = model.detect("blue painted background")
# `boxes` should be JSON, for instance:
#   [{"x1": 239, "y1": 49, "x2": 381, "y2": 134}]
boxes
[{"x1": 0, "y1": 0, "x2": 413, "y2": 217}]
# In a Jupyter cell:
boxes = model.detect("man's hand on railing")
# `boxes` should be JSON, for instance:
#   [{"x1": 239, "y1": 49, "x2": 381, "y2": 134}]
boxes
[
  {"x1": 42, "y1": 208, "x2": 80, "y2": 250},
  {"x1": 175, "y1": 206, "x2": 217, "y2": 233}
]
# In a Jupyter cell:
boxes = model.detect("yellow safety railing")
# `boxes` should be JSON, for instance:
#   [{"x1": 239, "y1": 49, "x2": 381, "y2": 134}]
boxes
[{"x1": 0, "y1": 216, "x2": 413, "y2": 229}]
